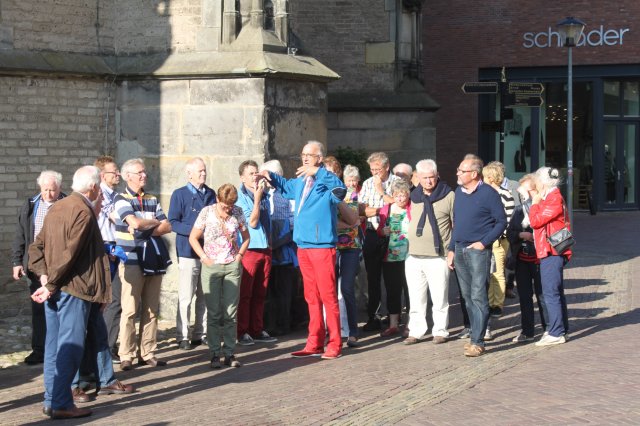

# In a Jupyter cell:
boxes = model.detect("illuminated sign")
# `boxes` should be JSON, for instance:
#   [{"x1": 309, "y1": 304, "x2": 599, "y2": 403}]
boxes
[{"x1": 523, "y1": 25, "x2": 629, "y2": 48}]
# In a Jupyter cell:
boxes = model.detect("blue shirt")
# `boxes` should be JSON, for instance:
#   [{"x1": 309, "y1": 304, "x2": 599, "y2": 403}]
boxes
[{"x1": 235, "y1": 184, "x2": 271, "y2": 249}]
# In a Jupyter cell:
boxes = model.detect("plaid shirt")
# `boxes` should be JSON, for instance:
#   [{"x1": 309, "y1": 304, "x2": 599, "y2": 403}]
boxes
[{"x1": 358, "y1": 174, "x2": 401, "y2": 230}]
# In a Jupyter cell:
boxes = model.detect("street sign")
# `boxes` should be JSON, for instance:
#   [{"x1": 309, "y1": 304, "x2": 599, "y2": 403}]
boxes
[
  {"x1": 504, "y1": 82, "x2": 544, "y2": 107},
  {"x1": 461, "y1": 82, "x2": 498, "y2": 94}
]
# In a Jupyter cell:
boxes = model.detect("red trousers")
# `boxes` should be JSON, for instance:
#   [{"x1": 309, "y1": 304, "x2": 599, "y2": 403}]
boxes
[
  {"x1": 237, "y1": 248, "x2": 272, "y2": 338},
  {"x1": 297, "y1": 248, "x2": 341, "y2": 352}
]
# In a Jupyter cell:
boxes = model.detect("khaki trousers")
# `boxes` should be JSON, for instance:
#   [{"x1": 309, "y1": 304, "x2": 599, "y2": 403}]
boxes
[
  {"x1": 488, "y1": 238, "x2": 510, "y2": 308},
  {"x1": 117, "y1": 264, "x2": 162, "y2": 362}
]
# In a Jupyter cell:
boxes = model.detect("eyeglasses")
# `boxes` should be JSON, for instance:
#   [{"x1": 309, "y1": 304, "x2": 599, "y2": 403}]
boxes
[
  {"x1": 300, "y1": 153, "x2": 320, "y2": 160},
  {"x1": 129, "y1": 171, "x2": 147, "y2": 176},
  {"x1": 456, "y1": 168, "x2": 474, "y2": 174},
  {"x1": 370, "y1": 168, "x2": 384, "y2": 174}
]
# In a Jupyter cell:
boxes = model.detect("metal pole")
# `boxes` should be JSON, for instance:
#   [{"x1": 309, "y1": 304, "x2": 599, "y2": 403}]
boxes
[{"x1": 567, "y1": 46, "x2": 574, "y2": 227}]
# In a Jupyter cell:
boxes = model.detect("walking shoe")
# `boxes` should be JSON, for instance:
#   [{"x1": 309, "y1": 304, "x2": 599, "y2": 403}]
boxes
[
  {"x1": 362, "y1": 317, "x2": 381, "y2": 332},
  {"x1": 51, "y1": 406, "x2": 92, "y2": 420},
  {"x1": 346, "y1": 337, "x2": 360, "y2": 348},
  {"x1": 210, "y1": 356, "x2": 221, "y2": 369},
  {"x1": 457, "y1": 328, "x2": 471, "y2": 339},
  {"x1": 464, "y1": 342, "x2": 472, "y2": 350},
  {"x1": 120, "y1": 360, "x2": 133, "y2": 371},
  {"x1": 484, "y1": 328, "x2": 494, "y2": 341},
  {"x1": 97, "y1": 380, "x2": 134, "y2": 395},
  {"x1": 42, "y1": 406, "x2": 52, "y2": 417},
  {"x1": 178, "y1": 340, "x2": 192, "y2": 350},
  {"x1": 380, "y1": 327, "x2": 399, "y2": 337},
  {"x1": 505, "y1": 288, "x2": 517, "y2": 299},
  {"x1": 403, "y1": 336, "x2": 419, "y2": 345},
  {"x1": 110, "y1": 349, "x2": 121, "y2": 364},
  {"x1": 464, "y1": 344, "x2": 486, "y2": 357},
  {"x1": 512, "y1": 333, "x2": 535, "y2": 343},
  {"x1": 237, "y1": 333, "x2": 255, "y2": 346},
  {"x1": 291, "y1": 347, "x2": 323, "y2": 358},
  {"x1": 321, "y1": 349, "x2": 342, "y2": 360},
  {"x1": 432, "y1": 336, "x2": 448, "y2": 345},
  {"x1": 223, "y1": 355, "x2": 242, "y2": 368},
  {"x1": 490, "y1": 306, "x2": 503, "y2": 318},
  {"x1": 253, "y1": 330, "x2": 277, "y2": 343},
  {"x1": 535, "y1": 334, "x2": 566, "y2": 346},
  {"x1": 24, "y1": 351, "x2": 44, "y2": 365},
  {"x1": 138, "y1": 357, "x2": 167, "y2": 367},
  {"x1": 191, "y1": 337, "x2": 206, "y2": 347},
  {"x1": 72, "y1": 387, "x2": 92, "y2": 403}
]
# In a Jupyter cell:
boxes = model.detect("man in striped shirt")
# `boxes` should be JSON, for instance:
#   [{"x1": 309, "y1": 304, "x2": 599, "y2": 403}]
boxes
[{"x1": 113, "y1": 158, "x2": 172, "y2": 371}]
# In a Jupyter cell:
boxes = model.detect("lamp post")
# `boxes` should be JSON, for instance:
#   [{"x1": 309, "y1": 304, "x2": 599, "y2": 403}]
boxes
[{"x1": 557, "y1": 17, "x2": 585, "y2": 229}]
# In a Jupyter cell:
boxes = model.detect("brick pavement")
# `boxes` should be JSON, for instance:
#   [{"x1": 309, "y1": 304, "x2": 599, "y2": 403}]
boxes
[{"x1": 0, "y1": 211, "x2": 638, "y2": 425}]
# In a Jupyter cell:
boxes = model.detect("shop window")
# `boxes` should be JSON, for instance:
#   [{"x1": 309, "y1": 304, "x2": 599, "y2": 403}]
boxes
[
  {"x1": 624, "y1": 81, "x2": 639, "y2": 117},
  {"x1": 604, "y1": 81, "x2": 620, "y2": 116}
]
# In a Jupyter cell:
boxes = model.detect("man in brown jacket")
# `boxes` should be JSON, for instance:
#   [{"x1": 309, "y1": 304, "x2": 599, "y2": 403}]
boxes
[{"x1": 29, "y1": 166, "x2": 132, "y2": 420}]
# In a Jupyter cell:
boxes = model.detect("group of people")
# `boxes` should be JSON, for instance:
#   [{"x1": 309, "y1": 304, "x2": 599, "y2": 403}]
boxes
[{"x1": 11, "y1": 142, "x2": 573, "y2": 419}]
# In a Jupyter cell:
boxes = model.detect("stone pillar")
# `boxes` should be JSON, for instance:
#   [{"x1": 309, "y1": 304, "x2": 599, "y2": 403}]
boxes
[
  {"x1": 222, "y1": 0, "x2": 238, "y2": 44},
  {"x1": 274, "y1": 0, "x2": 289, "y2": 46}
]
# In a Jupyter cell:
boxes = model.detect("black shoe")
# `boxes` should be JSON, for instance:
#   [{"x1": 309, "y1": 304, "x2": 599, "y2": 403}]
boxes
[
  {"x1": 24, "y1": 351, "x2": 44, "y2": 365},
  {"x1": 490, "y1": 307, "x2": 503, "y2": 318},
  {"x1": 362, "y1": 318, "x2": 381, "y2": 332},
  {"x1": 178, "y1": 340, "x2": 192, "y2": 350},
  {"x1": 190, "y1": 338, "x2": 205, "y2": 347},
  {"x1": 110, "y1": 349, "x2": 121, "y2": 364},
  {"x1": 223, "y1": 355, "x2": 242, "y2": 368},
  {"x1": 210, "y1": 356, "x2": 221, "y2": 369}
]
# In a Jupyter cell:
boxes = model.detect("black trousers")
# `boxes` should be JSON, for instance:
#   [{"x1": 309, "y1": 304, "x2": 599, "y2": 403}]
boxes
[
  {"x1": 101, "y1": 273, "x2": 122, "y2": 351},
  {"x1": 363, "y1": 229, "x2": 384, "y2": 319},
  {"x1": 29, "y1": 278, "x2": 46, "y2": 355}
]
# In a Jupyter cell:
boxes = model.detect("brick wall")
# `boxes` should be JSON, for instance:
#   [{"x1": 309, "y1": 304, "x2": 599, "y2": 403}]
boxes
[
  {"x1": 0, "y1": 77, "x2": 116, "y2": 275},
  {"x1": 423, "y1": 0, "x2": 640, "y2": 182}
]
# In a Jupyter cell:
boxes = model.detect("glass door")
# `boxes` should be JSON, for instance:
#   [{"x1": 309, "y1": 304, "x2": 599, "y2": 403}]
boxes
[{"x1": 603, "y1": 122, "x2": 638, "y2": 208}]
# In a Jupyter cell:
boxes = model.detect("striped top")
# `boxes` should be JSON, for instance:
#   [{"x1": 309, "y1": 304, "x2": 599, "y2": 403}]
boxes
[
  {"x1": 114, "y1": 186, "x2": 167, "y2": 265},
  {"x1": 496, "y1": 185, "x2": 515, "y2": 236}
]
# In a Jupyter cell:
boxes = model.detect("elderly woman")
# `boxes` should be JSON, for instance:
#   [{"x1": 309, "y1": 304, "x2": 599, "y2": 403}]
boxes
[
  {"x1": 528, "y1": 167, "x2": 572, "y2": 346},
  {"x1": 506, "y1": 174, "x2": 547, "y2": 342},
  {"x1": 189, "y1": 184, "x2": 250, "y2": 368}
]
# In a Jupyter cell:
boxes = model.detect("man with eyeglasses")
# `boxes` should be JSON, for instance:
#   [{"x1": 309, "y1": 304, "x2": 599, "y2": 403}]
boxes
[
  {"x1": 258, "y1": 141, "x2": 347, "y2": 359},
  {"x1": 358, "y1": 152, "x2": 401, "y2": 332},
  {"x1": 446, "y1": 154, "x2": 506, "y2": 357},
  {"x1": 113, "y1": 158, "x2": 172, "y2": 370},
  {"x1": 168, "y1": 157, "x2": 216, "y2": 351},
  {"x1": 94, "y1": 156, "x2": 123, "y2": 362}
]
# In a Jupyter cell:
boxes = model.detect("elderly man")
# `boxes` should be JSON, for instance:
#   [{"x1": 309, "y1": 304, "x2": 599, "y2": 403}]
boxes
[
  {"x1": 404, "y1": 160, "x2": 454, "y2": 345},
  {"x1": 259, "y1": 141, "x2": 346, "y2": 359},
  {"x1": 446, "y1": 154, "x2": 506, "y2": 357},
  {"x1": 358, "y1": 152, "x2": 401, "y2": 331},
  {"x1": 93, "y1": 156, "x2": 123, "y2": 361},
  {"x1": 168, "y1": 157, "x2": 216, "y2": 350},
  {"x1": 29, "y1": 166, "x2": 133, "y2": 420},
  {"x1": 11, "y1": 170, "x2": 65, "y2": 365},
  {"x1": 393, "y1": 163, "x2": 414, "y2": 188},
  {"x1": 114, "y1": 158, "x2": 172, "y2": 370},
  {"x1": 235, "y1": 160, "x2": 277, "y2": 346}
]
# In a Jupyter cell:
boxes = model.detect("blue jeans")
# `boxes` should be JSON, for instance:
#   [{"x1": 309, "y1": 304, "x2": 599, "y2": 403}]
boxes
[
  {"x1": 540, "y1": 255, "x2": 569, "y2": 337},
  {"x1": 337, "y1": 249, "x2": 360, "y2": 337},
  {"x1": 454, "y1": 245, "x2": 491, "y2": 347},
  {"x1": 72, "y1": 302, "x2": 118, "y2": 390},
  {"x1": 44, "y1": 292, "x2": 91, "y2": 410}
]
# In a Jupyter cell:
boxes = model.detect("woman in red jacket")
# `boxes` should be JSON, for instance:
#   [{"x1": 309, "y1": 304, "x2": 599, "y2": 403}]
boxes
[{"x1": 528, "y1": 167, "x2": 572, "y2": 346}]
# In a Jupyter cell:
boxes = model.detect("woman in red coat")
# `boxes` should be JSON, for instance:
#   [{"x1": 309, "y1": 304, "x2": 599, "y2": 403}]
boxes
[{"x1": 528, "y1": 167, "x2": 572, "y2": 346}]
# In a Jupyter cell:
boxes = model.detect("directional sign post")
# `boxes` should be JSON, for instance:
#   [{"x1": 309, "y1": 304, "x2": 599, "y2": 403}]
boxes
[
  {"x1": 504, "y1": 82, "x2": 544, "y2": 107},
  {"x1": 461, "y1": 82, "x2": 498, "y2": 94}
]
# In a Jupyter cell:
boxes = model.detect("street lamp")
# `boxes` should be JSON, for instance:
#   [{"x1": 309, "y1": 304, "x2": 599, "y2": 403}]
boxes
[{"x1": 557, "y1": 17, "x2": 585, "y2": 229}]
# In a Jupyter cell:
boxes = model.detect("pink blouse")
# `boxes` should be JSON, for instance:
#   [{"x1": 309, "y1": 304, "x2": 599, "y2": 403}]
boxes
[{"x1": 193, "y1": 205, "x2": 247, "y2": 265}]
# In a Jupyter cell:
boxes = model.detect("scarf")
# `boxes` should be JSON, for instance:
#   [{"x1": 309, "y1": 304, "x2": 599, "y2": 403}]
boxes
[{"x1": 410, "y1": 180, "x2": 452, "y2": 255}]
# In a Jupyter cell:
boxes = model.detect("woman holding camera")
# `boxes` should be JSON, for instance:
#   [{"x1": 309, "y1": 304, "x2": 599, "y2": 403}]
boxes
[
  {"x1": 529, "y1": 167, "x2": 572, "y2": 347},
  {"x1": 507, "y1": 174, "x2": 546, "y2": 343}
]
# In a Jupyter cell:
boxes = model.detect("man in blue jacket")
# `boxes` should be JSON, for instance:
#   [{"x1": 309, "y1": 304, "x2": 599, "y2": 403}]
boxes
[
  {"x1": 446, "y1": 154, "x2": 506, "y2": 358},
  {"x1": 259, "y1": 141, "x2": 346, "y2": 359},
  {"x1": 168, "y1": 157, "x2": 217, "y2": 350}
]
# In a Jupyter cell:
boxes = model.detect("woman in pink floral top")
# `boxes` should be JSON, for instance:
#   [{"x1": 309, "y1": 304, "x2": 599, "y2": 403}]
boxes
[{"x1": 189, "y1": 184, "x2": 250, "y2": 369}]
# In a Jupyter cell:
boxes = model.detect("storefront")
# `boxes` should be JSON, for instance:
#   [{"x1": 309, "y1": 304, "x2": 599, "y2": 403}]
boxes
[{"x1": 422, "y1": 3, "x2": 640, "y2": 212}]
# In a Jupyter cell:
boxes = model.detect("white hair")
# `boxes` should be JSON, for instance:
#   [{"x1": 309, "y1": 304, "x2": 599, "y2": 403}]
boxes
[
  {"x1": 121, "y1": 158, "x2": 145, "y2": 177},
  {"x1": 415, "y1": 159, "x2": 438, "y2": 174},
  {"x1": 535, "y1": 166, "x2": 561, "y2": 189},
  {"x1": 260, "y1": 159, "x2": 284, "y2": 176},
  {"x1": 185, "y1": 157, "x2": 205, "y2": 173},
  {"x1": 393, "y1": 163, "x2": 413, "y2": 175},
  {"x1": 37, "y1": 170, "x2": 62, "y2": 188},
  {"x1": 343, "y1": 164, "x2": 360, "y2": 179},
  {"x1": 71, "y1": 166, "x2": 100, "y2": 193},
  {"x1": 305, "y1": 140, "x2": 326, "y2": 157}
]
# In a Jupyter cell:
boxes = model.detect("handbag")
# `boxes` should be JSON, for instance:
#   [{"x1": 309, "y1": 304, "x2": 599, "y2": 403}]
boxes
[{"x1": 546, "y1": 204, "x2": 575, "y2": 255}]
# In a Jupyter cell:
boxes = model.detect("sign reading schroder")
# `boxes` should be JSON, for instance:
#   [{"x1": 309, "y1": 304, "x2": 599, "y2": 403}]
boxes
[{"x1": 523, "y1": 25, "x2": 630, "y2": 48}]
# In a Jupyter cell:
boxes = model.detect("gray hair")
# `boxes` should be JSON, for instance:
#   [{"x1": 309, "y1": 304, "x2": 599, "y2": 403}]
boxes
[
  {"x1": 185, "y1": 157, "x2": 205, "y2": 173},
  {"x1": 37, "y1": 170, "x2": 62, "y2": 188},
  {"x1": 121, "y1": 158, "x2": 145, "y2": 177},
  {"x1": 71, "y1": 166, "x2": 100, "y2": 193},
  {"x1": 260, "y1": 159, "x2": 284, "y2": 176},
  {"x1": 393, "y1": 163, "x2": 413, "y2": 175},
  {"x1": 367, "y1": 152, "x2": 389, "y2": 167},
  {"x1": 390, "y1": 179, "x2": 411, "y2": 195},
  {"x1": 464, "y1": 154, "x2": 484, "y2": 173},
  {"x1": 304, "y1": 140, "x2": 326, "y2": 157},
  {"x1": 535, "y1": 166, "x2": 562, "y2": 189},
  {"x1": 343, "y1": 164, "x2": 360, "y2": 179},
  {"x1": 415, "y1": 159, "x2": 437, "y2": 174}
]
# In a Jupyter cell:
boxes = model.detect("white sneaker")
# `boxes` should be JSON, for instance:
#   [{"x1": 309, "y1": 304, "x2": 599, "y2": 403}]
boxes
[
  {"x1": 535, "y1": 334, "x2": 566, "y2": 346},
  {"x1": 484, "y1": 328, "x2": 493, "y2": 341},
  {"x1": 237, "y1": 333, "x2": 255, "y2": 346},
  {"x1": 512, "y1": 333, "x2": 535, "y2": 343}
]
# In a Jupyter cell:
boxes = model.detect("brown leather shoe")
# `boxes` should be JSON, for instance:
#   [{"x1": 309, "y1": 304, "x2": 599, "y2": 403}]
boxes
[
  {"x1": 464, "y1": 344, "x2": 486, "y2": 357},
  {"x1": 120, "y1": 360, "x2": 133, "y2": 371},
  {"x1": 51, "y1": 405, "x2": 92, "y2": 419},
  {"x1": 432, "y1": 336, "x2": 448, "y2": 345},
  {"x1": 98, "y1": 380, "x2": 135, "y2": 395},
  {"x1": 138, "y1": 357, "x2": 167, "y2": 367},
  {"x1": 72, "y1": 387, "x2": 93, "y2": 403}
]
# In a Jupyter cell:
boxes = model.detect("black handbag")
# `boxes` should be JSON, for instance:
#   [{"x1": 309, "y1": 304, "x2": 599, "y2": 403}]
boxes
[{"x1": 546, "y1": 204, "x2": 575, "y2": 255}]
